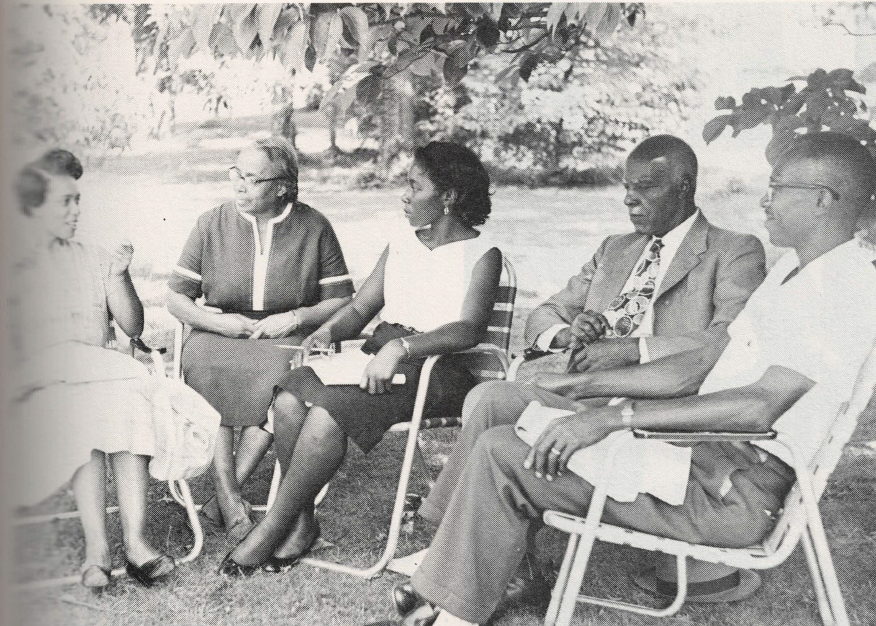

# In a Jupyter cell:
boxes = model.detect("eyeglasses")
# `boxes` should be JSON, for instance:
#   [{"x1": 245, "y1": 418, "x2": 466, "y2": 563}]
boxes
[
  {"x1": 228, "y1": 167, "x2": 284, "y2": 186},
  {"x1": 766, "y1": 182, "x2": 840, "y2": 204}
]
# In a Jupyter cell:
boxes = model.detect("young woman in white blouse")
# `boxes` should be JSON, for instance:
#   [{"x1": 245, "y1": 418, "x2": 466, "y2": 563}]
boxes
[{"x1": 220, "y1": 141, "x2": 502, "y2": 576}]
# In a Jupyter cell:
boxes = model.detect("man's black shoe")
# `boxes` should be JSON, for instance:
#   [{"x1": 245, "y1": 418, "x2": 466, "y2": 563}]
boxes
[{"x1": 502, "y1": 571, "x2": 551, "y2": 607}]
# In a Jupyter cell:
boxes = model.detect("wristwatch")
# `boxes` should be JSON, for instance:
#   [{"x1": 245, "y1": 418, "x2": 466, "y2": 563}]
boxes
[{"x1": 620, "y1": 401, "x2": 635, "y2": 430}]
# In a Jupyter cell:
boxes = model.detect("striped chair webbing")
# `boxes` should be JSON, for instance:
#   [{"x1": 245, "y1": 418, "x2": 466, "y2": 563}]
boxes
[{"x1": 463, "y1": 256, "x2": 517, "y2": 384}]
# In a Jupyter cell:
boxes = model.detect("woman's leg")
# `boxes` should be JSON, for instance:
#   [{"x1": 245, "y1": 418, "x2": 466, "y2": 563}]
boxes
[
  {"x1": 211, "y1": 425, "x2": 249, "y2": 527},
  {"x1": 230, "y1": 405, "x2": 347, "y2": 565},
  {"x1": 108, "y1": 451, "x2": 165, "y2": 566},
  {"x1": 71, "y1": 450, "x2": 111, "y2": 571},
  {"x1": 233, "y1": 425, "x2": 273, "y2": 485}
]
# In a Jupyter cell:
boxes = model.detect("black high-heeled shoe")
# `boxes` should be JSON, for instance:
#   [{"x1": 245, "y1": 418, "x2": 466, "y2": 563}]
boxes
[
  {"x1": 218, "y1": 552, "x2": 260, "y2": 578},
  {"x1": 261, "y1": 526, "x2": 321, "y2": 573},
  {"x1": 125, "y1": 554, "x2": 175, "y2": 588}
]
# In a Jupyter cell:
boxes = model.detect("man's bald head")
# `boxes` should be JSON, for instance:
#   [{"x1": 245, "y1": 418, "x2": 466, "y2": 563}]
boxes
[
  {"x1": 628, "y1": 135, "x2": 698, "y2": 203},
  {"x1": 776, "y1": 131, "x2": 876, "y2": 219}
]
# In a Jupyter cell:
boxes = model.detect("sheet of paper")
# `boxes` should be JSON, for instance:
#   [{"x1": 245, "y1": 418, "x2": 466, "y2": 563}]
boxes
[
  {"x1": 514, "y1": 401, "x2": 691, "y2": 505},
  {"x1": 305, "y1": 349, "x2": 406, "y2": 386}
]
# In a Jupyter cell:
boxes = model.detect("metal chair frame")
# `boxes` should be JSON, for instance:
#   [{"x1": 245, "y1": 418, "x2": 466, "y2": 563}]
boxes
[
  {"x1": 542, "y1": 338, "x2": 876, "y2": 626},
  {"x1": 13, "y1": 339, "x2": 203, "y2": 591}
]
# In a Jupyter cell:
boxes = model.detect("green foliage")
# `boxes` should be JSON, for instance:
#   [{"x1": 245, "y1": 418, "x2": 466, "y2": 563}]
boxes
[
  {"x1": 9, "y1": 5, "x2": 150, "y2": 151},
  {"x1": 174, "y1": 3, "x2": 644, "y2": 113},
  {"x1": 703, "y1": 68, "x2": 876, "y2": 164},
  {"x1": 417, "y1": 24, "x2": 699, "y2": 182}
]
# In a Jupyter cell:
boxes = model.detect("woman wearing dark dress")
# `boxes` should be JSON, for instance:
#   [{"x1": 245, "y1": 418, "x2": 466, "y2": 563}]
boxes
[
  {"x1": 166, "y1": 137, "x2": 354, "y2": 540},
  {"x1": 220, "y1": 141, "x2": 502, "y2": 576}
]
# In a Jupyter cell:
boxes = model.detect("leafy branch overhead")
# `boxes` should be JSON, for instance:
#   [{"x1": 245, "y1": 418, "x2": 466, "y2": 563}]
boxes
[
  {"x1": 703, "y1": 68, "x2": 876, "y2": 164},
  {"x1": 164, "y1": 3, "x2": 643, "y2": 115}
]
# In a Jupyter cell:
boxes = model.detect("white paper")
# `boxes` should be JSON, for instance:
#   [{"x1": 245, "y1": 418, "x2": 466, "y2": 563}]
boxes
[
  {"x1": 514, "y1": 401, "x2": 692, "y2": 505},
  {"x1": 305, "y1": 349, "x2": 406, "y2": 386}
]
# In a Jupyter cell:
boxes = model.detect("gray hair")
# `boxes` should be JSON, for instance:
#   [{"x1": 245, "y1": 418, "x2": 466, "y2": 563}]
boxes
[{"x1": 252, "y1": 136, "x2": 299, "y2": 204}]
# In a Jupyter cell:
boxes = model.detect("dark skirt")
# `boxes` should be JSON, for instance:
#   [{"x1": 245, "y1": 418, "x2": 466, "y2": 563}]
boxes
[
  {"x1": 182, "y1": 328, "x2": 307, "y2": 427},
  {"x1": 276, "y1": 322, "x2": 477, "y2": 453}
]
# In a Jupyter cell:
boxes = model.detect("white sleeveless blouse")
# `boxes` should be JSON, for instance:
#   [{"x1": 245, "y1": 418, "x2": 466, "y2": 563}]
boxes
[{"x1": 380, "y1": 228, "x2": 496, "y2": 333}]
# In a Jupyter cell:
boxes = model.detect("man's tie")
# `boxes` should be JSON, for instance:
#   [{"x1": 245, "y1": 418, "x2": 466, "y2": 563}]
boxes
[{"x1": 603, "y1": 237, "x2": 663, "y2": 338}]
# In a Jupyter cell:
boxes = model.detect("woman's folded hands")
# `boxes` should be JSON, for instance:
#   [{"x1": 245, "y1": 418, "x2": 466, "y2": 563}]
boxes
[{"x1": 249, "y1": 311, "x2": 299, "y2": 339}]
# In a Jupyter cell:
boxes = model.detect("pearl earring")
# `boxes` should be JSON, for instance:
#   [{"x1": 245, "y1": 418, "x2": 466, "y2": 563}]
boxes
[{"x1": 443, "y1": 205, "x2": 450, "y2": 216}]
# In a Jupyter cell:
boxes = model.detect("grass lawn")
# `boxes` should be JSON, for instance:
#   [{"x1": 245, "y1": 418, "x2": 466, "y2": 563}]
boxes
[{"x1": 11, "y1": 130, "x2": 876, "y2": 625}]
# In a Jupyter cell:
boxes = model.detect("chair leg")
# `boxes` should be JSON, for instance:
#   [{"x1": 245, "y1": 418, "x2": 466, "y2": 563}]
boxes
[
  {"x1": 171, "y1": 479, "x2": 203, "y2": 564},
  {"x1": 802, "y1": 528, "x2": 834, "y2": 626},
  {"x1": 301, "y1": 416, "x2": 423, "y2": 578},
  {"x1": 545, "y1": 533, "x2": 580, "y2": 626},
  {"x1": 554, "y1": 528, "x2": 599, "y2": 626},
  {"x1": 796, "y1": 469, "x2": 850, "y2": 626}
]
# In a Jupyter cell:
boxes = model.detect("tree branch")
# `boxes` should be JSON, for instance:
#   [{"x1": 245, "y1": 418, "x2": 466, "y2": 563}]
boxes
[{"x1": 824, "y1": 21, "x2": 876, "y2": 37}]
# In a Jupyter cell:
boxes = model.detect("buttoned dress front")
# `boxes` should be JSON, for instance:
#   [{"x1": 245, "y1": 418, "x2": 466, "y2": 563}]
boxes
[{"x1": 168, "y1": 201, "x2": 354, "y2": 427}]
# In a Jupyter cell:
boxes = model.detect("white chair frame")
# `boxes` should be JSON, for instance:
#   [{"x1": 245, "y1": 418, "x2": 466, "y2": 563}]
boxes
[
  {"x1": 13, "y1": 344, "x2": 204, "y2": 591},
  {"x1": 542, "y1": 338, "x2": 876, "y2": 626}
]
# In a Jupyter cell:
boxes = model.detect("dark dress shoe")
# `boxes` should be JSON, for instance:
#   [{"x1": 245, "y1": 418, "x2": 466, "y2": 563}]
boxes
[
  {"x1": 125, "y1": 554, "x2": 175, "y2": 587},
  {"x1": 218, "y1": 553, "x2": 260, "y2": 578},
  {"x1": 262, "y1": 526, "x2": 321, "y2": 573},
  {"x1": 362, "y1": 602, "x2": 439, "y2": 626},
  {"x1": 502, "y1": 571, "x2": 551, "y2": 607}
]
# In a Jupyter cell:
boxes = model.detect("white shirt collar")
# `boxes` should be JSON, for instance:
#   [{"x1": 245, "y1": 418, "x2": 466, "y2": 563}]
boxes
[{"x1": 655, "y1": 208, "x2": 699, "y2": 252}]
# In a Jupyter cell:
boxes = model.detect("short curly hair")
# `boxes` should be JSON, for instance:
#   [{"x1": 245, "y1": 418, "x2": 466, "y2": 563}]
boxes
[
  {"x1": 16, "y1": 149, "x2": 83, "y2": 216},
  {"x1": 251, "y1": 136, "x2": 299, "y2": 204},
  {"x1": 413, "y1": 142, "x2": 491, "y2": 227}
]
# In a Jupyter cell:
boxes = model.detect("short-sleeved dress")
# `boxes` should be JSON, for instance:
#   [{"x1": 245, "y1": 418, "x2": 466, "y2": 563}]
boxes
[
  {"x1": 278, "y1": 228, "x2": 498, "y2": 453},
  {"x1": 168, "y1": 201, "x2": 354, "y2": 427},
  {"x1": 10, "y1": 241, "x2": 157, "y2": 507}
]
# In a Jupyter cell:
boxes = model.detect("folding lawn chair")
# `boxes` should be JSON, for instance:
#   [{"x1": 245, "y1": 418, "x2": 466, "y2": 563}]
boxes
[
  {"x1": 541, "y1": 337, "x2": 876, "y2": 626},
  {"x1": 292, "y1": 254, "x2": 518, "y2": 578},
  {"x1": 13, "y1": 336, "x2": 203, "y2": 591}
]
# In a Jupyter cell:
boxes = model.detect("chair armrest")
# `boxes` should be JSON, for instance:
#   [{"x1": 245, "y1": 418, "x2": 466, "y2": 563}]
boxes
[
  {"x1": 632, "y1": 429, "x2": 777, "y2": 442},
  {"x1": 507, "y1": 347, "x2": 561, "y2": 382}
]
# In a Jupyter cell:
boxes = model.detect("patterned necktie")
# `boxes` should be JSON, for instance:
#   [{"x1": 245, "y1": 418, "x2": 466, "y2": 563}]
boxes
[{"x1": 603, "y1": 237, "x2": 663, "y2": 338}]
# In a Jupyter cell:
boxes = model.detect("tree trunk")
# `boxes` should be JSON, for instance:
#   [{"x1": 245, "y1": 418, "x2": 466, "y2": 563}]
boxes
[{"x1": 378, "y1": 72, "x2": 415, "y2": 178}]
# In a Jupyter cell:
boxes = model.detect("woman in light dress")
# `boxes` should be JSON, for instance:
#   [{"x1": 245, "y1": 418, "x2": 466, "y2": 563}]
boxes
[{"x1": 10, "y1": 150, "x2": 174, "y2": 589}]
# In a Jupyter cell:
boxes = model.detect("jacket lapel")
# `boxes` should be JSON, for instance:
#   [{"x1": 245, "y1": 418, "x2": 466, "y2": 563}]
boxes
[
  {"x1": 589, "y1": 235, "x2": 649, "y2": 310},
  {"x1": 654, "y1": 212, "x2": 709, "y2": 301}
]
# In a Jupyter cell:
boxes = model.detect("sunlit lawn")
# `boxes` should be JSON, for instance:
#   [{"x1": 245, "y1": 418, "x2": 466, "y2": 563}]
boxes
[{"x1": 12, "y1": 135, "x2": 876, "y2": 625}]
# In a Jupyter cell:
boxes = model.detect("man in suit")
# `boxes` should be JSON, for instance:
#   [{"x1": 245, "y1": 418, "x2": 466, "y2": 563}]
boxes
[
  {"x1": 526, "y1": 134, "x2": 764, "y2": 369},
  {"x1": 368, "y1": 133, "x2": 876, "y2": 626},
  {"x1": 418, "y1": 134, "x2": 766, "y2": 530}
]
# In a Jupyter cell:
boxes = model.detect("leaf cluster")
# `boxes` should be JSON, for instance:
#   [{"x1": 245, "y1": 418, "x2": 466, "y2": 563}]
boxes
[
  {"x1": 703, "y1": 68, "x2": 876, "y2": 164},
  {"x1": 165, "y1": 3, "x2": 643, "y2": 115}
]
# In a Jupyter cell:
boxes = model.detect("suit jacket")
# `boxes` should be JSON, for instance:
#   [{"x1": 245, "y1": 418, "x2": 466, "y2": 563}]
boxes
[{"x1": 524, "y1": 212, "x2": 766, "y2": 361}]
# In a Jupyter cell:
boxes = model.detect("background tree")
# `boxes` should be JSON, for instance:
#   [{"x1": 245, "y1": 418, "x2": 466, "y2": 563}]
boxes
[{"x1": 170, "y1": 3, "x2": 643, "y2": 171}]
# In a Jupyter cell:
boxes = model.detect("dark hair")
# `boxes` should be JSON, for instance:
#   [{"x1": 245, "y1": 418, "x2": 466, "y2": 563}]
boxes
[
  {"x1": 628, "y1": 135, "x2": 698, "y2": 200},
  {"x1": 252, "y1": 136, "x2": 299, "y2": 204},
  {"x1": 16, "y1": 149, "x2": 83, "y2": 216},
  {"x1": 779, "y1": 131, "x2": 876, "y2": 206},
  {"x1": 413, "y1": 141, "x2": 491, "y2": 227}
]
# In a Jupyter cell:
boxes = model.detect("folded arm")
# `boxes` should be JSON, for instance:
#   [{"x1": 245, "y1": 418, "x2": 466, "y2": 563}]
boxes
[
  {"x1": 527, "y1": 364, "x2": 815, "y2": 479},
  {"x1": 532, "y1": 334, "x2": 729, "y2": 400}
]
